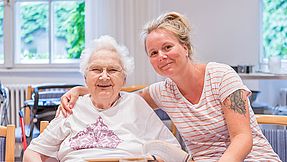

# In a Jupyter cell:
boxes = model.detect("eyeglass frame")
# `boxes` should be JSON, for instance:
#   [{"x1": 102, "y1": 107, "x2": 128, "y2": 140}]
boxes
[{"x1": 86, "y1": 65, "x2": 124, "y2": 77}]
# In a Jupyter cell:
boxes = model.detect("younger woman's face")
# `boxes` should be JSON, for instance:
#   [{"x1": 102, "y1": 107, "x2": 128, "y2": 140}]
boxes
[{"x1": 145, "y1": 29, "x2": 189, "y2": 78}]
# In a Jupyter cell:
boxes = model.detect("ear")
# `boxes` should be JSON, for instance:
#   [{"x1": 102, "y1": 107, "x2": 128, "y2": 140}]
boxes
[
  {"x1": 182, "y1": 43, "x2": 188, "y2": 52},
  {"x1": 123, "y1": 76, "x2": 127, "y2": 86},
  {"x1": 84, "y1": 76, "x2": 87, "y2": 85}
]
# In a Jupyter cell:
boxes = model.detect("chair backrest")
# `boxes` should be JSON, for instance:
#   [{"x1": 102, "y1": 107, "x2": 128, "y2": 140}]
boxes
[
  {"x1": 24, "y1": 84, "x2": 82, "y2": 127},
  {"x1": 40, "y1": 121, "x2": 49, "y2": 134},
  {"x1": 255, "y1": 114, "x2": 287, "y2": 126},
  {"x1": 121, "y1": 85, "x2": 146, "y2": 92},
  {"x1": 255, "y1": 114, "x2": 287, "y2": 162},
  {"x1": 0, "y1": 125, "x2": 15, "y2": 162}
]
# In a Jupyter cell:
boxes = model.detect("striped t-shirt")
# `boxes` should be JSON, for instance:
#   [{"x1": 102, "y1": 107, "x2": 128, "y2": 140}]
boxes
[{"x1": 149, "y1": 62, "x2": 281, "y2": 162}]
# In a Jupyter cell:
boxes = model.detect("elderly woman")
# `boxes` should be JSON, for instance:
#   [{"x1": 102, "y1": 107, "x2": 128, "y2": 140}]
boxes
[{"x1": 23, "y1": 35, "x2": 189, "y2": 162}]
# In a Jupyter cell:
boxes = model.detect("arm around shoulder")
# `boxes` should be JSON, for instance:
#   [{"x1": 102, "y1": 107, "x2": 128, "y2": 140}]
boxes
[{"x1": 138, "y1": 87, "x2": 158, "y2": 109}]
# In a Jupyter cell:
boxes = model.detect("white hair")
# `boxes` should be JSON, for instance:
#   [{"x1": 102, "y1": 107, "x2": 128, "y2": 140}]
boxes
[{"x1": 79, "y1": 35, "x2": 134, "y2": 76}]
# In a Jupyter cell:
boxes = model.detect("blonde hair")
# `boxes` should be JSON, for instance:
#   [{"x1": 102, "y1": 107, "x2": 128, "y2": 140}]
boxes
[
  {"x1": 141, "y1": 11, "x2": 193, "y2": 59},
  {"x1": 80, "y1": 35, "x2": 134, "y2": 76}
]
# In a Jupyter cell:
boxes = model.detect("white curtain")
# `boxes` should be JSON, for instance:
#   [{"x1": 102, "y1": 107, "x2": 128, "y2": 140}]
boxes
[{"x1": 85, "y1": 0, "x2": 164, "y2": 86}]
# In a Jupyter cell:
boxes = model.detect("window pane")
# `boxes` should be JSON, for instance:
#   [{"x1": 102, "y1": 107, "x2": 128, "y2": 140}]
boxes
[
  {"x1": 52, "y1": 1, "x2": 85, "y2": 63},
  {"x1": 0, "y1": 2, "x2": 3, "y2": 64},
  {"x1": 262, "y1": 0, "x2": 287, "y2": 59},
  {"x1": 15, "y1": 2, "x2": 49, "y2": 64}
]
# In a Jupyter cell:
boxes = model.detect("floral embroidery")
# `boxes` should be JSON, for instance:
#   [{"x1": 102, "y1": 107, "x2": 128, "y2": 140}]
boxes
[{"x1": 69, "y1": 116, "x2": 121, "y2": 150}]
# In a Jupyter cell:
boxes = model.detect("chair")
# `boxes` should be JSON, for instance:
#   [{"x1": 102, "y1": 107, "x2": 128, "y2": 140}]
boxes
[
  {"x1": 121, "y1": 85, "x2": 146, "y2": 92},
  {"x1": 40, "y1": 121, "x2": 49, "y2": 134},
  {"x1": 0, "y1": 125, "x2": 15, "y2": 162},
  {"x1": 0, "y1": 83, "x2": 9, "y2": 126},
  {"x1": 255, "y1": 114, "x2": 287, "y2": 125},
  {"x1": 17, "y1": 83, "x2": 81, "y2": 151},
  {"x1": 255, "y1": 114, "x2": 287, "y2": 161}
]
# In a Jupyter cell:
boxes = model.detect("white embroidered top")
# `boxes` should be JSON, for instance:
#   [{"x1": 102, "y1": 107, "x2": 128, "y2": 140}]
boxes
[{"x1": 28, "y1": 92, "x2": 180, "y2": 162}]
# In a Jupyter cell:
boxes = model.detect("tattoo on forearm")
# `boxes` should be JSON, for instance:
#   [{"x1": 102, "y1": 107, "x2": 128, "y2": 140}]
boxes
[{"x1": 227, "y1": 90, "x2": 247, "y2": 115}]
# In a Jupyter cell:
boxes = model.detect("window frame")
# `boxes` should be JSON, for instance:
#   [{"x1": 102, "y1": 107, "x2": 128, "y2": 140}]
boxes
[{"x1": 0, "y1": 0, "x2": 83, "y2": 70}]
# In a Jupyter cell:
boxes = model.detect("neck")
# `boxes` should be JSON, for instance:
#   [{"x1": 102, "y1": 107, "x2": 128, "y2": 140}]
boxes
[
  {"x1": 172, "y1": 63, "x2": 205, "y2": 95},
  {"x1": 91, "y1": 95, "x2": 120, "y2": 109}
]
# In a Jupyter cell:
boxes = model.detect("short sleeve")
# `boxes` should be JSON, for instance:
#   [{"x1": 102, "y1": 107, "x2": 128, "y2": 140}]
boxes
[
  {"x1": 218, "y1": 64, "x2": 251, "y2": 102},
  {"x1": 27, "y1": 114, "x2": 69, "y2": 159}
]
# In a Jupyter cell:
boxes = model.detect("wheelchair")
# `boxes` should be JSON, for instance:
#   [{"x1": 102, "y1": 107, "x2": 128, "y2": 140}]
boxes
[{"x1": 18, "y1": 83, "x2": 81, "y2": 151}]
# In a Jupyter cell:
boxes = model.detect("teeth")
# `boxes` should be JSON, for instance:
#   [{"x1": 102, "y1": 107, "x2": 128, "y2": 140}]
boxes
[{"x1": 98, "y1": 85, "x2": 111, "y2": 87}]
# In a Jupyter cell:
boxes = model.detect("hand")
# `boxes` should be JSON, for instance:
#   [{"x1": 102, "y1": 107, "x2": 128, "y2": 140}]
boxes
[{"x1": 56, "y1": 87, "x2": 81, "y2": 117}]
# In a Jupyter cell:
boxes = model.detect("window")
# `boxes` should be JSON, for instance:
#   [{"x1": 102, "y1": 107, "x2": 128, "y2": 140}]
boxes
[
  {"x1": 262, "y1": 0, "x2": 287, "y2": 61},
  {"x1": 0, "y1": 0, "x2": 85, "y2": 68},
  {"x1": 0, "y1": 1, "x2": 3, "y2": 64}
]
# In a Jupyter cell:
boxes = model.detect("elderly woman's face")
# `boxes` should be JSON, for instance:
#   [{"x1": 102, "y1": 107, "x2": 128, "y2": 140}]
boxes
[{"x1": 85, "y1": 49, "x2": 125, "y2": 102}]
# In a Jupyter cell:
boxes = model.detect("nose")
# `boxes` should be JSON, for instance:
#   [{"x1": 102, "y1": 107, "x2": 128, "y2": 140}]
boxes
[
  {"x1": 99, "y1": 70, "x2": 110, "y2": 80},
  {"x1": 159, "y1": 51, "x2": 167, "y2": 61}
]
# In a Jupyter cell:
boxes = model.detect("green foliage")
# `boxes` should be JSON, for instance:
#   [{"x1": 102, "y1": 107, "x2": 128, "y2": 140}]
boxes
[
  {"x1": 21, "y1": 3, "x2": 48, "y2": 44},
  {"x1": 19, "y1": 1, "x2": 85, "y2": 59},
  {"x1": 65, "y1": 1, "x2": 85, "y2": 59},
  {"x1": 263, "y1": 0, "x2": 287, "y2": 59},
  {"x1": 0, "y1": 3, "x2": 4, "y2": 37},
  {"x1": 0, "y1": 1, "x2": 84, "y2": 62}
]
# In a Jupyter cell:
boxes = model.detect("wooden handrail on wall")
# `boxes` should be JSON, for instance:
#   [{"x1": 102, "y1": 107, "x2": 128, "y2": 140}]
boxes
[{"x1": 255, "y1": 114, "x2": 287, "y2": 126}]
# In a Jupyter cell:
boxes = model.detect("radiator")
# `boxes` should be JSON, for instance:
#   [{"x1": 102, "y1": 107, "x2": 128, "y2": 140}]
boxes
[
  {"x1": 5, "y1": 84, "x2": 28, "y2": 127},
  {"x1": 262, "y1": 128, "x2": 287, "y2": 162}
]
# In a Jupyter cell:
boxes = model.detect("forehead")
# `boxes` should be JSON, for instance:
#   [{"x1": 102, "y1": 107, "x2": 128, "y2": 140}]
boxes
[
  {"x1": 89, "y1": 49, "x2": 122, "y2": 67},
  {"x1": 146, "y1": 29, "x2": 179, "y2": 48}
]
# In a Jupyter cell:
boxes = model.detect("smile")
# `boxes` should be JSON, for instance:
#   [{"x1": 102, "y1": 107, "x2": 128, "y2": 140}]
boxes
[
  {"x1": 97, "y1": 84, "x2": 112, "y2": 88},
  {"x1": 159, "y1": 62, "x2": 172, "y2": 70}
]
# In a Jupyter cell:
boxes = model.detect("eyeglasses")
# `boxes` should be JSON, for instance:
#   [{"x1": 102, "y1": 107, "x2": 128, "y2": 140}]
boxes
[{"x1": 88, "y1": 65, "x2": 123, "y2": 76}]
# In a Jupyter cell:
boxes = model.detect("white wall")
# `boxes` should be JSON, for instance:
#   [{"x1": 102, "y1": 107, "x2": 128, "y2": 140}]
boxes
[{"x1": 160, "y1": 0, "x2": 260, "y2": 66}]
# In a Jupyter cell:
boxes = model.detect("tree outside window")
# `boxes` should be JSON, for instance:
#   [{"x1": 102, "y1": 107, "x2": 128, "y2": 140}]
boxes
[
  {"x1": 262, "y1": 0, "x2": 287, "y2": 60},
  {"x1": 0, "y1": 0, "x2": 85, "y2": 66},
  {"x1": 15, "y1": 0, "x2": 85, "y2": 64}
]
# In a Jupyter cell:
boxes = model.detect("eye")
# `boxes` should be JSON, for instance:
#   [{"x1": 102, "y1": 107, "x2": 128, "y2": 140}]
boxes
[
  {"x1": 90, "y1": 67, "x2": 102, "y2": 73},
  {"x1": 107, "y1": 67, "x2": 122, "y2": 74},
  {"x1": 163, "y1": 45, "x2": 172, "y2": 51},
  {"x1": 149, "y1": 51, "x2": 158, "y2": 57},
  {"x1": 107, "y1": 68, "x2": 120, "y2": 74}
]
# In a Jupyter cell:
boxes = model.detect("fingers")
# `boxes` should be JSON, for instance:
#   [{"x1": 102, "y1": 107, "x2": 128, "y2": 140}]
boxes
[
  {"x1": 68, "y1": 94, "x2": 78, "y2": 109},
  {"x1": 55, "y1": 106, "x2": 60, "y2": 117},
  {"x1": 60, "y1": 95, "x2": 73, "y2": 117}
]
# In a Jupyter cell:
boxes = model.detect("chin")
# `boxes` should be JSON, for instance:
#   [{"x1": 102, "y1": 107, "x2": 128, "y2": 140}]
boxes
[
  {"x1": 159, "y1": 69, "x2": 175, "y2": 77},
  {"x1": 98, "y1": 91, "x2": 112, "y2": 97}
]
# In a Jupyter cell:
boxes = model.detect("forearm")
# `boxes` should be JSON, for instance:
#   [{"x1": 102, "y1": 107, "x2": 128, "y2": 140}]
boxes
[
  {"x1": 23, "y1": 149, "x2": 47, "y2": 162},
  {"x1": 77, "y1": 86, "x2": 89, "y2": 96},
  {"x1": 219, "y1": 134, "x2": 252, "y2": 162}
]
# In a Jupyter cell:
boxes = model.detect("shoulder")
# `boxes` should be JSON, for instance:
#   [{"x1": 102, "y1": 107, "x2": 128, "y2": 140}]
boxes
[
  {"x1": 72, "y1": 95, "x2": 91, "y2": 112},
  {"x1": 149, "y1": 79, "x2": 176, "y2": 92},
  {"x1": 120, "y1": 92, "x2": 146, "y2": 103},
  {"x1": 206, "y1": 62, "x2": 234, "y2": 74},
  {"x1": 205, "y1": 62, "x2": 238, "y2": 80}
]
